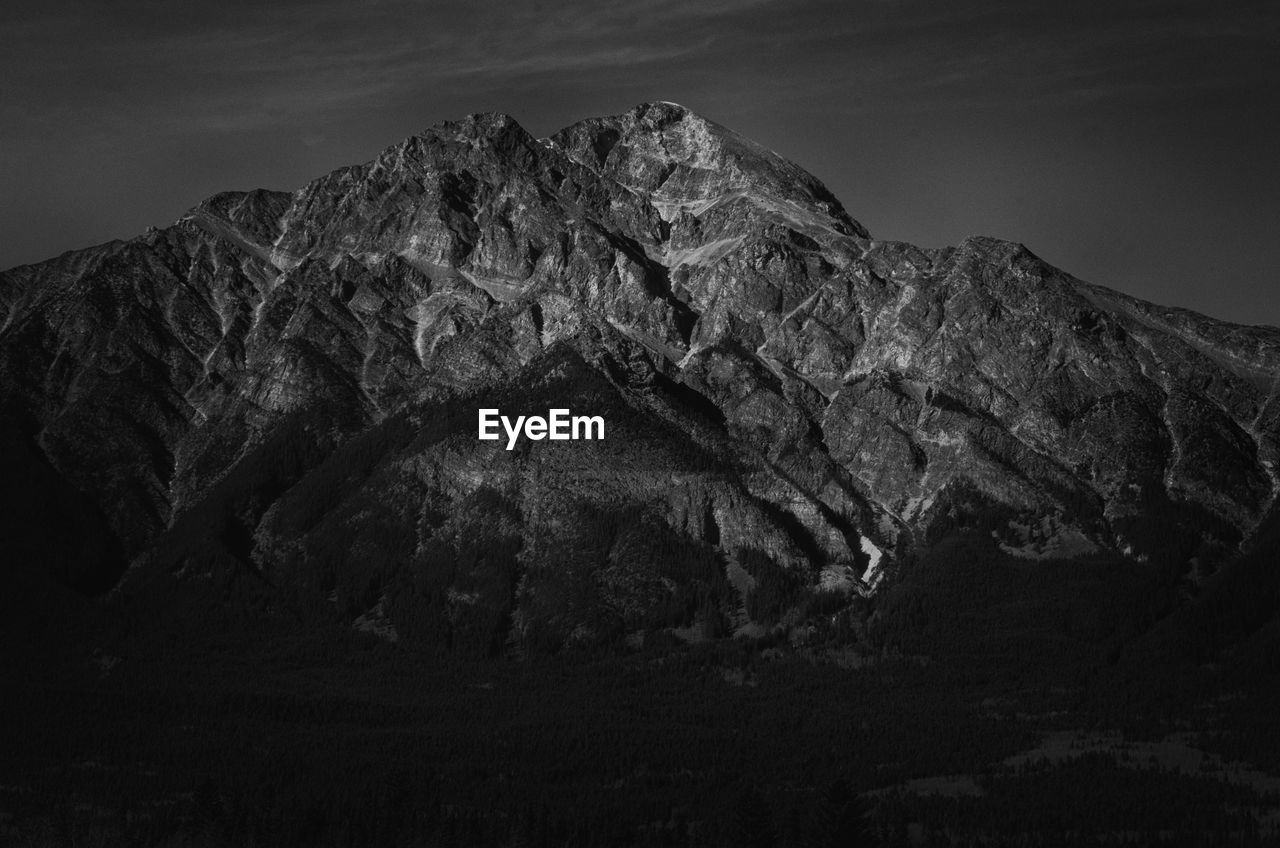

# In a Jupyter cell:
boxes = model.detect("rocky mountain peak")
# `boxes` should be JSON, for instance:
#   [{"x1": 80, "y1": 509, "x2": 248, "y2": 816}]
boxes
[
  {"x1": 2, "y1": 102, "x2": 1277, "y2": 654},
  {"x1": 549, "y1": 103, "x2": 866, "y2": 239},
  {"x1": 402, "y1": 111, "x2": 541, "y2": 162}
]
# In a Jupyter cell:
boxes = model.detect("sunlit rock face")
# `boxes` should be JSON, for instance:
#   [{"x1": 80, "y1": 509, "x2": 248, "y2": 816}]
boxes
[{"x1": 2, "y1": 102, "x2": 1277, "y2": 650}]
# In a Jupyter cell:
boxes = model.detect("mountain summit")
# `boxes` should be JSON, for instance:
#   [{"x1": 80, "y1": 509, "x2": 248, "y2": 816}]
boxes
[{"x1": 2, "y1": 103, "x2": 1277, "y2": 649}]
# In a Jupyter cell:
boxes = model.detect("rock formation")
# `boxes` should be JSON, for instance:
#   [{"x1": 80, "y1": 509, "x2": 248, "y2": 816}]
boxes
[{"x1": 3, "y1": 102, "x2": 1277, "y2": 651}]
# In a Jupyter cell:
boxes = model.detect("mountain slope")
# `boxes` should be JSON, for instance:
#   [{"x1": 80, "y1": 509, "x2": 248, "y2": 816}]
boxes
[{"x1": 2, "y1": 101, "x2": 1277, "y2": 650}]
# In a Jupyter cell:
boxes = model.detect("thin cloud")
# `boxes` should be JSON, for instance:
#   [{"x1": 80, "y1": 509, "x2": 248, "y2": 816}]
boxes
[
  {"x1": 442, "y1": 40, "x2": 717, "y2": 81},
  {"x1": 6, "y1": 0, "x2": 1273, "y2": 138}
]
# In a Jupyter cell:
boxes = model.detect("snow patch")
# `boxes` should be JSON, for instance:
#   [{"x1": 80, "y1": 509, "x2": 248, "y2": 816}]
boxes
[{"x1": 860, "y1": 537, "x2": 884, "y2": 588}]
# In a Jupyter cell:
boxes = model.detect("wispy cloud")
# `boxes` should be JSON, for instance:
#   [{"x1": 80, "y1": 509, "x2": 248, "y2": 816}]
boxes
[{"x1": 4, "y1": 0, "x2": 1274, "y2": 141}]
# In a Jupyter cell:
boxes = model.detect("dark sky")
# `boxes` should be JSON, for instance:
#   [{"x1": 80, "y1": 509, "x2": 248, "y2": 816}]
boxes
[{"x1": 3, "y1": 0, "x2": 1277, "y2": 326}]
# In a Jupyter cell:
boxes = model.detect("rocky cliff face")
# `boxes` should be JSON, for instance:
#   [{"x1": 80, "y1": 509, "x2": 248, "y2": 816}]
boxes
[{"x1": 3, "y1": 102, "x2": 1277, "y2": 651}]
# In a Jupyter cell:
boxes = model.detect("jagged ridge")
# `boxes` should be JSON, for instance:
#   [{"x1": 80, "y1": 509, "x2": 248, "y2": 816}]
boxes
[{"x1": 1, "y1": 102, "x2": 1277, "y2": 650}]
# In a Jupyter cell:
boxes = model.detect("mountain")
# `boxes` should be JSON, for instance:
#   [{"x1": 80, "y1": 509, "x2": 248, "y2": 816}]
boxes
[{"x1": 2, "y1": 101, "x2": 1278, "y2": 653}]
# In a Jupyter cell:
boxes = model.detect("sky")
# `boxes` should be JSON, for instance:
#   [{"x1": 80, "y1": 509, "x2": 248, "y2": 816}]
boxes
[{"x1": 2, "y1": 0, "x2": 1277, "y2": 325}]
